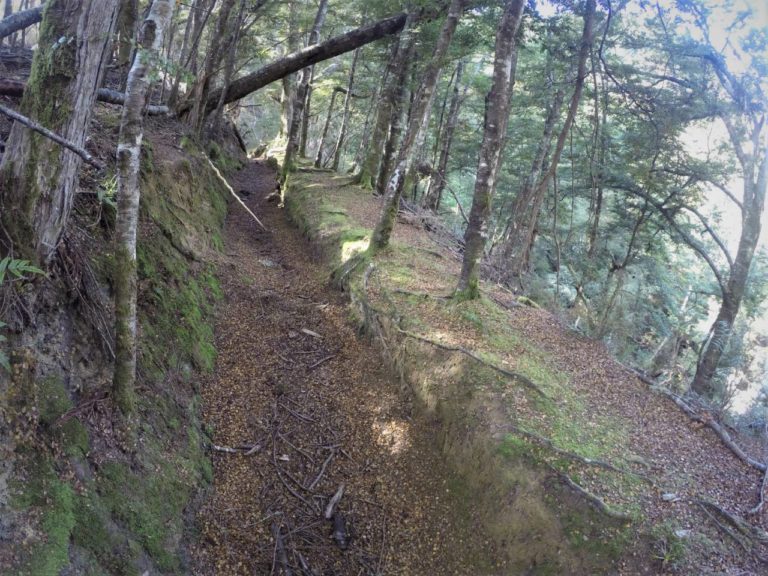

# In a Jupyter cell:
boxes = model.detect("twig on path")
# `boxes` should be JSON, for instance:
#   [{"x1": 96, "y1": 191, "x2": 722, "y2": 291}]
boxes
[
  {"x1": 212, "y1": 443, "x2": 261, "y2": 455},
  {"x1": 308, "y1": 450, "x2": 336, "y2": 491},
  {"x1": 272, "y1": 430, "x2": 317, "y2": 511},
  {"x1": 280, "y1": 402, "x2": 316, "y2": 423},
  {"x1": 271, "y1": 521, "x2": 293, "y2": 576},
  {"x1": 324, "y1": 483, "x2": 345, "y2": 520},
  {"x1": 308, "y1": 354, "x2": 335, "y2": 370},
  {"x1": 205, "y1": 155, "x2": 267, "y2": 230},
  {"x1": 0, "y1": 102, "x2": 104, "y2": 168}
]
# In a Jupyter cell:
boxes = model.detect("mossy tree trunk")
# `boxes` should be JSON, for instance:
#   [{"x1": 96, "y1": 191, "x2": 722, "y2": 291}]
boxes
[
  {"x1": 330, "y1": 48, "x2": 360, "y2": 171},
  {"x1": 370, "y1": 0, "x2": 464, "y2": 251},
  {"x1": 113, "y1": 0, "x2": 175, "y2": 415},
  {"x1": 0, "y1": 0, "x2": 119, "y2": 264},
  {"x1": 283, "y1": 0, "x2": 328, "y2": 178},
  {"x1": 455, "y1": 0, "x2": 526, "y2": 298}
]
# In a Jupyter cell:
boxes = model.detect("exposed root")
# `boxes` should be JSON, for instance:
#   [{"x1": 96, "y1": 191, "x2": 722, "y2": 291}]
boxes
[
  {"x1": 508, "y1": 425, "x2": 651, "y2": 483},
  {"x1": 696, "y1": 499, "x2": 768, "y2": 564},
  {"x1": 547, "y1": 464, "x2": 634, "y2": 522},
  {"x1": 749, "y1": 468, "x2": 767, "y2": 516}
]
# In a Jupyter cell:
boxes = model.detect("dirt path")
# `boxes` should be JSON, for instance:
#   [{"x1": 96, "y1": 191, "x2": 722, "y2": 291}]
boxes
[{"x1": 192, "y1": 161, "x2": 504, "y2": 575}]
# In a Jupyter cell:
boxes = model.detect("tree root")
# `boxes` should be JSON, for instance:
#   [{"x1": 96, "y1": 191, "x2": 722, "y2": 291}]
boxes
[
  {"x1": 508, "y1": 425, "x2": 652, "y2": 483},
  {"x1": 749, "y1": 468, "x2": 767, "y2": 516},
  {"x1": 628, "y1": 367, "x2": 766, "y2": 473},
  {"x1": 696, "y1": 499, "x2": 768, "y2": 563},
  {"x1": 547, "y1": 464, "x2": 634, "y2": 522}
]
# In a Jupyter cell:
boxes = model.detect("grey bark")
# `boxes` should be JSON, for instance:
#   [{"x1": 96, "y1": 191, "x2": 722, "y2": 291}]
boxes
[
  {"x1": 113, "y1": 0, "x2": 175, "y2": 414},
  {"x1": 456, "y1": 0, "x2": 526, "y2": 297},
  {"x1": 0, "y1": 2, "x2": 42, "y2": 41},
  {"x1": 371, "y1": 0, "x2": 464, "y2": 250},
  {"x1": 0, "y1": 0, "x2": 120, "y2": 264},
  {"x1": 330, "y1": 48, "x2": 360, "y2": 171},
  {"x1": 314, "y1": 87, "x2": 341, "y2": 167}
]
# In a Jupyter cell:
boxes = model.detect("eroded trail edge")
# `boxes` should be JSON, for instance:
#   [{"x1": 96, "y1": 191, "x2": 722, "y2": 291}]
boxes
[{"x1": 192, "y1": 161, "x2": 501, "y2": 575}]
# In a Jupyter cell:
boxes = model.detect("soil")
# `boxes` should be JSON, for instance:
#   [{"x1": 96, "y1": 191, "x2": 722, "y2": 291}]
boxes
[{"x1": 191, "y1": 161, "x2": 506, "y2": 575}]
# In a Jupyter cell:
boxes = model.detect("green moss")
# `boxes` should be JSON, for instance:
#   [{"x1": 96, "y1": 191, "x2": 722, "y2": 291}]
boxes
[
  {"x1": 58, "y1": 419, "x2": 89, "y2": 457},
  {"x1": 13, "y1": 455, "x2": 76, "y2": 576},
  {"x1": 37, "y1": 376, "x2": 72, "y2": 426}
]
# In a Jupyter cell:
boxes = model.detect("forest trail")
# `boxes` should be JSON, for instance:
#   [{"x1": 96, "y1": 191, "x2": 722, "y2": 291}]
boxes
[{"x1": 191, "y1": 161, "x2": 504, "y2": 575}]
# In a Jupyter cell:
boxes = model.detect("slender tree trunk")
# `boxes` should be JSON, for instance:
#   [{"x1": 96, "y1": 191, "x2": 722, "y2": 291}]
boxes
[
  {"x1": 314, "y1": 88, "x2": 341, "y2": 167},
  {"x1": 283, "y1": 0, "x2": 328, "y2": 176},
  {"x1": 331, "y1": 48, "x2": 360, "y2": 171},
  {"x1": 209, "y1": 0, "x2": 247, "y2": 137},
  {"x1": 0, "y1": 0, "x2": 120, "y2": 264},
  {"x1": 353, "y1": 36, "x2": 401, "y2": 188},
  {"x1": 277, "y1": 0, "x2": 299, "y2": 144},
  {"x1": 167, "y1": 0, "x2": 194, "y2": 108},
  {"x1": 116, "y1": 0, "x2": 138, "y2": 68},
  {"x1": 113, "y1": 0, "x2": 175, "y2": 415},
  {"x1": 455, "y1": 0, "x2": 525, "y2": 297},
  {"x1": 423, "y1": 60, "x2": 465, "y2": 210},
  {"x1": 498, "y1": 0, "x2": 596, "y2": 284},
  {"x1": 189, "y1": 0, "x2": 235, "y2": 137},
  {"x1": 375, "y1": 34, "x2": 415, "y2": 194}
]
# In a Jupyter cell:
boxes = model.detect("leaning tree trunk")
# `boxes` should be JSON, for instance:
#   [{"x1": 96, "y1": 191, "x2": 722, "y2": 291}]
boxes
[
  {"x1": 498, "y1": 0, "x2": 595, "y2": 284},
  {"x1": 455, "y1": 0, "x2": 526, "y2": 298},
  {"x1": 283, "y1": 0, "x2": 329, "y2": 177},
  {"x1": 0, "y1": 0, "x2": 120, "y2": 264},
  {"x1": 113, "y1": 0, "x2": 175, "y2": 415},
  {"x1": 370, "y1": 0, "x2": 464, "y2": 251},
  {"x1": 692, "y1": 145, "x2": 767, "y2": 397},
  {"x1": 331, "y1": 48, "x2": 360, "y2": 171},
  {"x1": 423, "y1": 59, "x2": 465, "y2": 210},
  {"x1": 0, "y1": 2, "x2": 42, "y2": 42}
]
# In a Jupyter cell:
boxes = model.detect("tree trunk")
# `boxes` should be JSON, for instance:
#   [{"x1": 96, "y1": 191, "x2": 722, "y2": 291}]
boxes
[
  {"x1": 375, "y1": 33, "x2": 415, "y2": 194},
  {"x1": 189, "y1": 12, "x2": 408, "y2": 114},
  {"x1": 314, "y1": 88, "x2": 341, "y2": 167},
  {"x1": 209, "y1": 0, "x2": 248, "y2": 137},
  {"x1": 0, "y1": 3, "x2": 42, "y2": 42},
  {"x1": 277, "y1": 0, "x2": 300, "y2": 143},
  {"x1": 370, "y1": 0, "x2": 464, "y2": 251},
  {"x1": 498, "y1": 0, "x2": 596, "y2": 284},
  {"x1": 353, "y1": 37, "x2": 401, "y2": 188},
  {"x1": 455, "y1": 0, "x2": 525, "y2": 298},
  {"x1": 188, "y1": 0, "x2": 235, "y2": 136},
  {"x1": 283, "y1": 0, "x2": 329, "y2": 176},
  {"x1": 113, "y1": 0, "x2": 175, "y2": 415},
  {"x1": 0, "y1": 0, "x2": 120, "y2": 264},
  {"x1": 423, "y1": 60, "x2": 465, "y2": 210},
  {"x1": 331, "y1": 48, "x2": 360, "y2": 171},
  {"x1": 691, "y1": 145, "x2": 767, "y2": 397},
  {"x1": 115, "y1": 0, "x2": 138, "y2": 68}
]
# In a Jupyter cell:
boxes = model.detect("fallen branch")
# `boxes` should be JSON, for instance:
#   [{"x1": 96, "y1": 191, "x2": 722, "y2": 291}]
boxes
[
  {"x1": 0, "y1": 79, "x2": 169, "y2": 115},
  {"x1": 0, "y1": 103, "x2": 103, "y2": 168},
  {"x1": 508, "y1": 425, "x2": 651, "y2": 483},
  {"x1": 212, "y1": 443, "x2": 261, "y2": 455},
  {"x1": 308, "y1": 354, "x2": 334, "y2": 370},
  {"x1": 548, "y1": 464, "x2": 634, "y2": 522},
  {"x1": 0, "y1": 4, "x2": 43, "y2": 41},
  {"x1": 628, "y1": 366, "x2": 766, "y2": 473},
  {"x1": 204, "y1": 155, "x2": 267, "y2": 230},
  {"x1": 308, "y1": 450, "x2": 335, "y2": 491}
]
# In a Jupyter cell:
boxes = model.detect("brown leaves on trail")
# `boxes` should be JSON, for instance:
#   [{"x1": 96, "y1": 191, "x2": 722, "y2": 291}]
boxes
[{"x1": 192, "y1": 161, "x2": 504, "y2": 575}]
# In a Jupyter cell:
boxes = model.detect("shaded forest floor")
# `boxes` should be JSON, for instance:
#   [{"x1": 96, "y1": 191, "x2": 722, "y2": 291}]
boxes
[
  {"x1": 191, "y1": 161, "x2": 504, "y2": 575},
  {"x1": 191, "y1": 161, "x2": 768, "y2": 575}
]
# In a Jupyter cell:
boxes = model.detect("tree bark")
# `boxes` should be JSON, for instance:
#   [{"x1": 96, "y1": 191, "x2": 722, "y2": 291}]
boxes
[
  {"x1": 498, "y1": 0, "x2": 596, "y2": 284},
  {"x1": 0, "y1": 3, "x2": 42, "y2": 42},
  {"x1": 113, "y1": 0, "x2": 175, "y2": 415},
  {"x1": 186, "y1": 12, "x2": 408, "y2": 114},
  {"x1": 423, "y1": 60, "x2": 465, "y2": 210},
  {"x1": 115, "y1": 0, "x2": 138, "y2": 68},
  {"x1": 370, "y1": 0, "x2": 464, "y2": 251},
  {"x1": 313, "y1": 87, "x2": 341, "y2": 167},
  {"x1": 283, "y1": 0, "x2": 328, "y2": 176},
  {"x1": 209, "y1": 0, "x2": 247, "y2": 137},
  {"x1": 0, "y1": 0, "x2": 120, "y2": 264},
  {"x1": 331, "y1": 48, "x2": 360, "y2": 171},
  {"x1": 455, "y1": 0, "x2": 526, "y2": 298}
]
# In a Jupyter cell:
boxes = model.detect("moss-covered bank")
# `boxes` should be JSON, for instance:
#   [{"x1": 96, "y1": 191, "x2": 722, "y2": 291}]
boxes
[{"x1": 0, "y1": 123, "x2": 235, "y2": 575}]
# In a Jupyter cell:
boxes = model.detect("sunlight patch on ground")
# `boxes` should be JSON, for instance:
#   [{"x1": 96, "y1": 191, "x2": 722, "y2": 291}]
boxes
[
  {"x1": 372, "y1": 419, "x2": 412, "y2": 455},
  {"x1": 341, "y1": 237, "x2": 369, "y2": 261}
]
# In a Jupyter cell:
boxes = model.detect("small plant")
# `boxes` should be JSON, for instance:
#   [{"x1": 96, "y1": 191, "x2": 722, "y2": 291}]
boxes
[
  {"x1": 651, "y1": 523, "x2": 688, "y2": 569},
  {"x1": 0, "y1": 256, "x2": 45, "y2": 370}
]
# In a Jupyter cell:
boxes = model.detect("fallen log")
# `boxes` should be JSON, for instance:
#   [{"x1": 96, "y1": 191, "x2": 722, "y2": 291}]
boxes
[
  {"x1": 0, "y1": 79, "x2": 169, "y2": 116},
  {"x1": 0, "y1": 5, "x2": 43, "y2": 41}
]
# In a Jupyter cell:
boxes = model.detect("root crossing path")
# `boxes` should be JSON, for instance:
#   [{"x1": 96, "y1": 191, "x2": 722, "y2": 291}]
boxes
[{"x1": 192, "y1": 161, "x2": 504, "y2": 575}]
